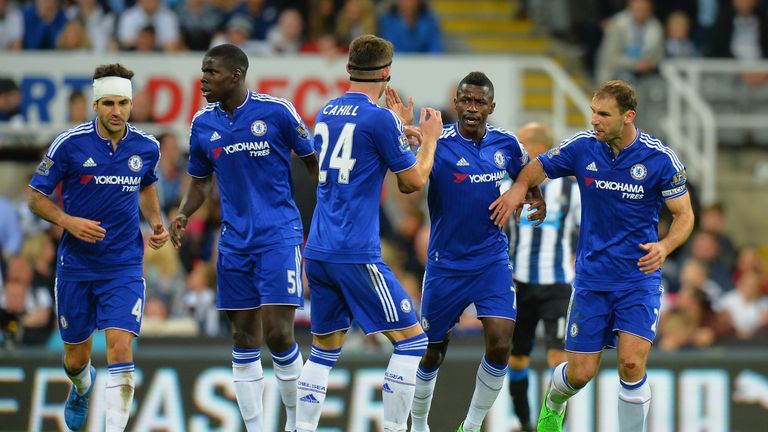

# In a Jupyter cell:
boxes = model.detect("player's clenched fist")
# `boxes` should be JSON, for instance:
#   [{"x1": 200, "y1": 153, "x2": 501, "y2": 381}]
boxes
[{"x1": 169, "y1": 214, "x2": 188, "y2": 249}]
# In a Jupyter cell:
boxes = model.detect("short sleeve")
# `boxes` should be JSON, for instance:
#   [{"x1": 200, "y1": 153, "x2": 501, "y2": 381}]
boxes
[
  {"x1": 141, "y1": 141, "x2": 160, "y2": 188},
  {"x1": 538, "y1": 133, "x2": 582, "y2": 179},
  {"x1": 29, "y1": 134, "x2": 70, "y2": 196},
  {"x1": 187, "y1": 121, "x2": 214, "y2": 178},
  {"x1": 280, "y1": 101, "x2": 315, "y2": 157},
  {"x1": 659, "y1": 149, "x2": 688, "y2": 200},
  {"x1": 375, "y1": 109, "x2": 417, "y2": 173},
  {"x1": 505, "y1": 135, "x2": 529, "y2": 179}
]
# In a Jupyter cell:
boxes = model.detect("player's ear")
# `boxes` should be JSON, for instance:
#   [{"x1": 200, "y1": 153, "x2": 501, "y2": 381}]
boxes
[
  {"x1": 382, "y1": 66, "x2": 391, "y2": 80},
  {"x1": 489, "y1": 101, "x2": 496, "y2": 115},
  {"x1": 624, "y1": 109, "x2": 636, "y2": 124},
  {"x1": 92, "y1": 100, "x2": 98, "y2": 112}
]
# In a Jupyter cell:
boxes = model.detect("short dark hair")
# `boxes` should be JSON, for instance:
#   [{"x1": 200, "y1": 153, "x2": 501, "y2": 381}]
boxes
[
  {"x1": 92, "y1": 63, "x2": 134, "y2": 81},
  {"x1": 594, "y1": 80, "x2": 637, "y2": 113},
  {"x1": 205, "y1": 43, "x2": 249, "y2": 77},
  {"x1": 348, "y1": 34, "x2": 393, "y2": 80},
  {"x1": 458, "y1": 71, "x2": 494, "y2": 100}
]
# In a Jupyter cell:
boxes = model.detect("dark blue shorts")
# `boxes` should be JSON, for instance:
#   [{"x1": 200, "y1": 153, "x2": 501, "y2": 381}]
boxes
[
  {"x1": 565, "y1": 285, "x2": 663, "y2": 353},
  {"x1": 420, "y1": 261, "x2": 516, "y2": 343},
  {"x1": 305, "y1": 259, "x2": 419, "y2": 335},
  {"x1": 55, "y1": 276, "x2": 145, "y2": 344},
  {"x1": 216, "y1": 245, "x2": 304, "y2": 309}
]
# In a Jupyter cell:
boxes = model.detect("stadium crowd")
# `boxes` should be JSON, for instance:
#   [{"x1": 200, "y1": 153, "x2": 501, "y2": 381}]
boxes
[{"x1": 1, "y1": 0, "x2": 767, "y2": 353}]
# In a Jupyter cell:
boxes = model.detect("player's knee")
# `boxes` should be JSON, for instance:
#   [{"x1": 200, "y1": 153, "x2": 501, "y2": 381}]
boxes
[
  {"x1": 107, "y1": 341, "x2": 132, "y2": 363},
  {"x1": 568, "y1": 364, "x2": 598, "y2": 388},
  {"x1": 485, "y1": 339, "x2": 512, "y2": 365},
  {"x1": 263, "y1": 327, "x2": 293, "y2": 353},
  {"x1": 232, "y1": 329, "x2": 259, "y2": 349},
  {"x1": 421, "y1": 346, "x2": 444, "y2": 368},
  {"x1": 618, "y1": 356, "x2": 646, "y2": 379},
  {"x1": 65, "y1": 350, "x2": 90, "y2": 371}
]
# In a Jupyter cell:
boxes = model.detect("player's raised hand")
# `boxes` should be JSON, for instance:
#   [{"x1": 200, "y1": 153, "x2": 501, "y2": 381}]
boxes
[
  {"x1": 419, "y1": 107, "x2": 443, "y2": 142},
  {"x1": 62, "y1": 215, "x2": 106, "y2": 243},
  {"x1": 169, "y1": 214, "x2": 189, "y2": 249},
  {"x1": 403, "y1": 125, "x2": 422, "y2": 147},
  {"x1": 489, "y1": 182, "x2": 527, "y2": 227},
  {"x1": 148, "y1": 223, "x2": 169, "y2": 250},
  {"x1": 638, "y1": 242, "x2": 669, "y2": 274},
  {"x1": 385, "y1": 86, "x2": 414, "y2": 125}
]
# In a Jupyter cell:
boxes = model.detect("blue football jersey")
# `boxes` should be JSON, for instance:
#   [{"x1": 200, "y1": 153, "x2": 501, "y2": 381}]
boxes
[
  {"x1": 188, "y1": 91, "x2": 315, "y2": 254},
  {"x1": 427, "y1": 123, "x2": 529, "y2": 271},
  {"x1": 304, "y1": 92, "x2": 416, "y2": 263},
  {"x1": 538, "y1": 129, "x2": 688, "y2": 290},
  {"x1": 29, "y1": 121, "x2": 160, "y2": 281}
]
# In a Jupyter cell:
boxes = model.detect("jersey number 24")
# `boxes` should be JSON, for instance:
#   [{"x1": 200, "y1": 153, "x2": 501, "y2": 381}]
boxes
[{"x1": 314, "y1": 122, "x2": 357, "y2": 184}]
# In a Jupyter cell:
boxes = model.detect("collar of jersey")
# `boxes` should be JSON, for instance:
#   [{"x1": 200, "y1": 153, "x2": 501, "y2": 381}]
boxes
[
  {"x1": 343, "y1": 91, "x2": 374, "y2": 104},
  {"x1": 94, "y1": 119, "x2": 131, "y2": 143},
  {"x1": 454, "y1": 122, "x2": 488, "y2": 144},
  {"x1": 216, "y1": 90, "x2": 252, "y2": 114}
]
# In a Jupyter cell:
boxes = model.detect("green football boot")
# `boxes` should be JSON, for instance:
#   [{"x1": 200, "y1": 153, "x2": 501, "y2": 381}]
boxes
[
  {"x1": 537, "y1": 389, "x2": 565, "y2": 432},
  {"x1": 457, "y1": 421, "x2": 480, "y2": 432}
]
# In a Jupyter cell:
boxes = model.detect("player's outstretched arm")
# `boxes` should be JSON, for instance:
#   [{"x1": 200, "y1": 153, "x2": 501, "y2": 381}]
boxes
[
  {"x1": 395, "y1": 107, "x2": 443, "y2": 194},
  {"x1": 170, "y1": 175, "x2": 213, "y2": 248},
  {"x1": 27, "y1": 186, "x2": 106, "y2": 243},
  {"x1": 139, "y1": 184, "x2": 169, "y2": 249},
  {"x1": 638, "y1": 192, "x2": 694, "y2": 274},
  {"x1": 489, "y1": 159, "x2": 547, "y2": 227}
]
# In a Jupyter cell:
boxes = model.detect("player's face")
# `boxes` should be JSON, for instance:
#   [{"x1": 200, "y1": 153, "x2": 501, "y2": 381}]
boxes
[
  {"x1": 200, "y1": 56, "x2": 238, "y2": 103},
  {"x1": 591, "y1": 96, "x2": 631, "y2": 143},
  {"x1": 94, "y1": 95, "x2": 131, "y2": 135},
  {"x1": 455, "y1": 84, "x2": 495, "y2": 135}
]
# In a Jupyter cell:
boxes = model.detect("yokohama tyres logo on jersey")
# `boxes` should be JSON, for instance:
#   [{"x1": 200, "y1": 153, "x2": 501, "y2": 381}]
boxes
[
  {"x1": 585, "y1": 176, "x2": 645, "y2": 199},
  {"x1": 80, "y1": 174, "x2": 142, "y2": 192},
  {"x1": 218, "y1": 141, "x2": 271, "y2": 157},
  {"x1": 453, "y1": 171, "x2": 506, "y2": 184}
]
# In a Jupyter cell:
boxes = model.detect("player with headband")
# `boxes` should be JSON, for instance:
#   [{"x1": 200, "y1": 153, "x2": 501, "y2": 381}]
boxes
[{"x1": 28, "y1": 63, "x2": 168, "y2": 431}]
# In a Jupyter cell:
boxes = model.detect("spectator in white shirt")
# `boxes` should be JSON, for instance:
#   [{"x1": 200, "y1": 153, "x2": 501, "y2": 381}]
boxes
[
  {"x1": 0, "y1": 0, "x2": 23, "y2": 50},
  {"x1": 117, "y1": 0, "x2": 180, "y2": 51}
]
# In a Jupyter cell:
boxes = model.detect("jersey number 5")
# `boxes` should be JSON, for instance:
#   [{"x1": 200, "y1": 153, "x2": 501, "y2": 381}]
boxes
[{"x1": 314, "y1": 122, "x2": 357, "y2": 184}]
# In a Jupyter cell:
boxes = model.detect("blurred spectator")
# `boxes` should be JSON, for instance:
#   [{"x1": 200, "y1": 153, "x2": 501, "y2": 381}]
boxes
[
  {"x1": 596, "y1": 0, "x2": 664, "y2": 83},
  {"x1": 0, "y1": 281, "x2": 28, "y2": 347},
  {"x1": 0, "y1": 0, "x2": 23, "y2": 50},
  {"x1": 129, "y1": 87, "x2": 155, "y2": 122},
  {"x1": 117, "y1": 0, "x2": 180, "y2": 51},
  {"x1": 209, "y1": 14, "x2": 271, "y2": 54},
  {"x1": 378, "y1": 0, "x2": 443, "y2": 53},
  {"x1": 180, "y1": 263, "x2": 220, "y2": 337},
  {"x1": 335, "y1": 0, "x2": 376, "y2": 47},
  {"x1": 67, "y1": 90, "x2": 89, "y2": 123},
  {"x1": 133, "y1": 24, "x2": 158, "y2": 51},
  {"x1": 22, "y1": 0, "x2": 67, "y2": 50},
  {"x1": 266, "y1": 7, "x2": 304, "y2": 54},
  {"x1": 300, "y1": 32, "x2": 344, "y2": 60},
  {"x1": 732, "y1": 246, "x2": 768, "y2": 292},
  {"x1": 222, "y1": 0, "x2": 279, "y2": 41},
  {"x1": 678, "y1": 257, "x2": 723, "y2": 304},
  {"x1": 718, "y1": 269, "x2": 768, "y2": 339},
  {"x1": 0, "y1": 77, "x2": 23, "y2": 126},
  {"x1": 140, "y1": 297, "x2": 198, "y2": 336},
  {"x1": 156, "y1": 132, "x2": 185, "y2": 212},
  {"x1": 307, "y1": 0, "x2": 338, "y2": 41},
  {"x1": 20, "y1": 233, "x2": 56, "y2": 300},
  {"x1": 708, "y1": 0, "x2": 768, "y2": 86},
  {"x1": 699, "y1": 203, "x2": 738, "y2": 273},
  {"x1": 525, "y1": 0, "x2": 571, "y2": 38},
  {"x1": 686, "y1": 230, "x2": 734, "y2": 292},
  {"x1": 658, "y1": 285, "x2": 720, "y2": 351},
  {"x1": 56, "y1": 18, "x2": 91, "y2": 50},
  {"x1": 1, "y1": 256, "x2": 53, "y2": 346},
  {"x1": 177, "y1": 0, "x2": 223, "y2": 51},
  {"x1": 665, "y1": 10, "x2": 698, "y2": 58},
  {"x1": 66, "y1": 0, "x2": 116, "y2": 53}
]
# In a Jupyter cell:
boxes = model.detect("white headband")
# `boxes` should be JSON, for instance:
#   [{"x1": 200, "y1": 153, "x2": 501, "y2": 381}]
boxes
[{"x1": 92, "y1": 76, "x2": 133, "y2": 102}]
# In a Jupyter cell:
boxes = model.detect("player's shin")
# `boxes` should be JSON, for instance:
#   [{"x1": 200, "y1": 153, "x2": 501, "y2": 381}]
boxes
[
  {"x1": 546, "y1": 362, "x2": 578, "y2": 412},
  {"x1": 410, "y1": 366, "x2": 439, "y2": 432},
  {"x1": 272, "y1": 343, "x2": 303, "y2": 432},
  {"x1": 618, "y1": 375, "x2": 651, "y2": 432},
  {"x1": 296, "y1": 345, "x2": 341, "y2": 432},
  {"x1": 384, "y1": 334, "x2": 428, "y2": 432},
  {"x1": 463, "y1": 355, "x2": 508, "y2": 430},
  {"x1": 65, "y1": 360, "x2": 93, "y2": 396},
  {"x1": 232, "y1": 347, "x2": 265, "y2": 432},
  {"x1": 105, "y1": 362, "x2": 135, "y2": 432}
]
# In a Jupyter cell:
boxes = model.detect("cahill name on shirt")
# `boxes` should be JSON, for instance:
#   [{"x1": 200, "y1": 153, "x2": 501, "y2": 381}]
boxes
[{"x1": 322, "y1": 104, "x2": 360, "y2": 116}]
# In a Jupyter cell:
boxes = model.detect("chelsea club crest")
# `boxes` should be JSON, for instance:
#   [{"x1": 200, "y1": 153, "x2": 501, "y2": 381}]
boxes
[
  {"x1": 251, "y1": 120, "x2": 267, "y2": 136},
  {"x1": 630, "y1": 163, "x2": 647, "y2": 180},
  {"x1": 493, "y1": 151, "x2": 506, "y2": 168},
  {"x1": 128, "y1": 155, "x2": 143, "y2": 172}
]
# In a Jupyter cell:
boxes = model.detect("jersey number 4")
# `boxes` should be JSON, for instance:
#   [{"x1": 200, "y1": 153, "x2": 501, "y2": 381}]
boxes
[{"x1": 314, "y1": 122, "x2": 357, "y2": 184}]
